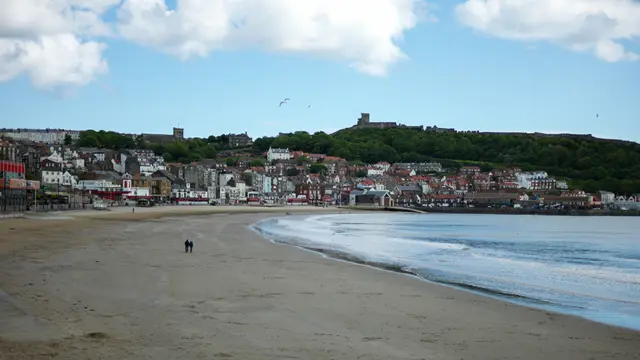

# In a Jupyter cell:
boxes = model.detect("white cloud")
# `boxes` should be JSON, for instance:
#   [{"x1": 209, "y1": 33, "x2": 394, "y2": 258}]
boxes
[
  {"x1": 455, "y1": 0, "x2": 640, "y2": 62},
  {"x1": 116, "y1": 0, "x2": 424, "y2": 76},
  {"x1": 0, "y1": 0, "x2": 118, "y2": 91},
  {"x1": 1, "y1": 0, "x2": 426, "y2": 91},
  {"x1": 9, "y1": 0, "x2": 640, "y2": 93}
]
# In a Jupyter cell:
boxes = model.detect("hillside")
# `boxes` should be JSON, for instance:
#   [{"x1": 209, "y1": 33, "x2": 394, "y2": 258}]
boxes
[{"x1": 252, "y1": 128, "x2": 640, "y2": 194}]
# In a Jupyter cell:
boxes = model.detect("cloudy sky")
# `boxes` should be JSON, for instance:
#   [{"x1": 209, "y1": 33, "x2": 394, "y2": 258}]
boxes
[{"x1": 1, "y1": 0, "x2": 638, "y2": 141}]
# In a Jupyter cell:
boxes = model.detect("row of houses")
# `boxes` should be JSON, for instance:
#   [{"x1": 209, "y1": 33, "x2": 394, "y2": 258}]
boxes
[{"x1": 2, "y1": 134, "x2": 637, "y2": 211}]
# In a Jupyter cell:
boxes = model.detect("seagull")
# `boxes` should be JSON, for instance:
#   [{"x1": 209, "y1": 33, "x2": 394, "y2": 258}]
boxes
[
  {"x1": 279, "y1": 98, "x2": 290, "y2": 107},
  {"x1": 596, "y1": 113, "x2": 599, "y2": 118},
  {"x1": 308, "y1": 105, "x2": 311, "y2": 108}
]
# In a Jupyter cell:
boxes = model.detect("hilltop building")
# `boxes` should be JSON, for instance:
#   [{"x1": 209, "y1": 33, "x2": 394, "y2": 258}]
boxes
[
  {"x1": 0, "y1": 128, "x2": 81, "y2": 144},
  {"x1": 142, "y1": 127, "x2": 184, "y2": 144},
  {"x1": 356, "y1": 113, "x2": 398, "y2": 129},
  {"x1": 354, "y1": 113, "x2": 424, "y2": 131},
  {"x1": 228, "y1": 132, "x2": 253, "y2": 148},
  {"x1": 425, "y1": 125, "x2": 456, "y2": 133}
]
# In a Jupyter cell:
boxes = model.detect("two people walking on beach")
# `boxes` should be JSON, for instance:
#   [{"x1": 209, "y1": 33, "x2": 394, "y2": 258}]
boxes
[{"x1": 184, "y1": 239, "x2": 194, "y2": 253}]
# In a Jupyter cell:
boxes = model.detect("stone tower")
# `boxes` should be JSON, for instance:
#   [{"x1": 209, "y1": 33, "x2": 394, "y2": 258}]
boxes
[
  {"x1": 357, "y1": 113, "x2": 370, "y2": 126},
  {"x1": 173, "y1": 127, "x2": 184, "y2": 141}
]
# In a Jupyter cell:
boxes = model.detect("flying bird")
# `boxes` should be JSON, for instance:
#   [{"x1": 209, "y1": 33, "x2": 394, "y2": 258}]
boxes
[
  {"x1": 308, "y1": 105, "x2": 311, "y2": 108},
  {"x1": 279, "y1": 98, "x2": 290, "y2": 107},
  {"x1": 596, "y1": 114, "x2": 599, "y2": 118}
]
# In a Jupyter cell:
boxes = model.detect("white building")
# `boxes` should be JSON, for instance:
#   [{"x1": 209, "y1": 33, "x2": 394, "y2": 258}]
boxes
[
  {"x1": 129, "y1": 149, "x2": 166, "y2": 175},
  {"x1": 171, "y1": 183, "x2": 208, "y2": 203},
  {"x1": 61, "y1": 171, "x2": 77, "y2": 187},
  {"x1": 1, "y1": 129, "x2": 80, "y2": 144},
  {"x1": 41, "y1": 168, "x2": 63, "y2": 185},
  {"x1": 373, "y1": 162, "x2": 391, "y2": 171},
  {"x1": 41, "y1": 169, "x2": 77, "y2": 187},
  {"x1": 515, "y1": 171, "x2": 550, "y2": 189},
  {"x1": 225, "y1": 181, "x2": 247, "y2": 203},
  {"x1": 44, "y1": 151, "x2": 64, "y2": 163},
  {"x1": 93, "y1": 150, "x2": 106, "y2": 162},
  {"x1": 599, "y1": 191, "x2": 615, "y2": 205},
  {"x1": 72, "y1": 158, "x2": 85, "y2": 169},
  {"x1": 366, "y1": 167, "x2": 384, "y2": 177},
  {"x1": 77, "y1": 180, "x2": 120, "y2": 191},
  {"x1": 130, "y1": 187, "x2": 150, "y2": 196},
  {"x1": 612, "y1": 196, "x2": 640, "y2": 210},
  {"x1": 556, "y1": 180, "x2": 569, "y2": 190},
  {"x1": 266, "y1": 147, "x2": 291, "y2": 162}
]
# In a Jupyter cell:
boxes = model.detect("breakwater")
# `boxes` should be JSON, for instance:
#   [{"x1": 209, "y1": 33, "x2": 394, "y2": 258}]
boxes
[
  {"x1": 413, "y1": 206, "x2": 639, "y2": 216},
  {"x1": 338, "y1": 206, "x2": 426, "y2": 214}
]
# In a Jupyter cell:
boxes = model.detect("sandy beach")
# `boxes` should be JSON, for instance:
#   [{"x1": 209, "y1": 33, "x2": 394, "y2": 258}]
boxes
[{"x1": 1, "y1": 206, "x2": 639, "y2": 360}]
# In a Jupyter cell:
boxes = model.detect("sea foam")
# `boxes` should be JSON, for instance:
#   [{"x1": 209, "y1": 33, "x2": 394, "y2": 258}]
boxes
[{"x1": 254, "y1": 212, "x2": 640, "y2": 330}]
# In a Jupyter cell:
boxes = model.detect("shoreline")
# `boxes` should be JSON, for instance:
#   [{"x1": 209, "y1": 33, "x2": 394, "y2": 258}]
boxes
[
  {"x1": 336, "y1": 204, "x2": 640, "y2": 216},
  {"x1": 1, "y1": 208, "x2": 639, "y2": 359},
  {"x1": 253, "y1": 216, "x2": 638, "y2": 332},
  {"x1": 416, "y1": 206, "x2": 640, "y2": 216}
]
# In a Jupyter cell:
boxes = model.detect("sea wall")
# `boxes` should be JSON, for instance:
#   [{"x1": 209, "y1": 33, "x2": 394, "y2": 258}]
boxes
[
  {"x1": 338, "y1": 205, "x2": 425, "y2": 214},
  {"x1": 413, "y1": 207, "x2": 639, "y2": 217}
]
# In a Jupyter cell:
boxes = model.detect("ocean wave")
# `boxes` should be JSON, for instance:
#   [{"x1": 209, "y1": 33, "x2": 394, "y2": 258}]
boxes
[{"x1": 253, "y1": 213, "x2": 640, "y2": 330}]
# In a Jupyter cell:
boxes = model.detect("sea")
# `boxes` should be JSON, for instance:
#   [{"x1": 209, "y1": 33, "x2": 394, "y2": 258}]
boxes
[{"x1": 253, "y1": 213, "x2": 640, "y2": 331}]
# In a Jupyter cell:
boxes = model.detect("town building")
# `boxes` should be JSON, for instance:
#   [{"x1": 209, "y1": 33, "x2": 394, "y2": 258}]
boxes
[
  {"x1": 0, "y1": 139, "x2": 18, "y2": 162},
  {"x1": 266, "y1": 147, "x2": 291, "y2": 162},
  {"x1": 0, "y1": 128, "x2": 81, "y2": 144},
  {"x1": 141, "y1": 127, "x2": 184, "y2": 144},
  {"x1": 228, "y1": 132, "x2": 253, "y2": 147}
]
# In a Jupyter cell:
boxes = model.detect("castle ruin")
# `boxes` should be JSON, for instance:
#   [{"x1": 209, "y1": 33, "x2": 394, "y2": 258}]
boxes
[
  {"x1": 355, "y1": 113, "x2": 423, "y2": 131},
  {"x1": 356, "y1": 113, "x2": 398, "y2": 129}
]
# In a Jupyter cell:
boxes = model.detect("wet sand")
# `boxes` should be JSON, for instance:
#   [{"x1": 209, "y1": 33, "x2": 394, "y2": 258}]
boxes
[{"x1": 1, "y1": 207, "x2": 639, "y2": 359}]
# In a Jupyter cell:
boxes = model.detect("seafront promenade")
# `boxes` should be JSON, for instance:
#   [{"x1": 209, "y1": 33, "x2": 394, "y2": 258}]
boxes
[
  {"x1": 337, "y1": 204, "x2": 639, "y2": 216},
  {"x1": 413, "y1": 206, "x2": 640, "y2": 216}
]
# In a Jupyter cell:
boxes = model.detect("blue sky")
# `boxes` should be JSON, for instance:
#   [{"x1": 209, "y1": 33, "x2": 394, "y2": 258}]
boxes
[{"x1": 1, "y1": 1, "x2": 638, "y2": 141}]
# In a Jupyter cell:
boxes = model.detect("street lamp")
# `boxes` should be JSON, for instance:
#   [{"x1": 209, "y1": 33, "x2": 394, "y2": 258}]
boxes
[
  {"x1": 1, "y1": 170, "x2": 6, "y2": 212},
  {"x1": 24, "y1": 178, "x2": 28, "y2": 212}
]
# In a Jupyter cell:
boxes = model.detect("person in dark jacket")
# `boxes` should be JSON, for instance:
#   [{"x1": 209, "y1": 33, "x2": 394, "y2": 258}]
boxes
[
  {"x1": 184, "y1": 239, "x2": 189, "y2": 253},
  {"x1": 188, "y1": 240, "x2": 194, "y2": 253}
]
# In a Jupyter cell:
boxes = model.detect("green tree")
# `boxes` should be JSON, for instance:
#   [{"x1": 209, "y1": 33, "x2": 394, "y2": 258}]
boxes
[
  {"x1": 309, "y1": 163, "x2": 327, "y2": 175},
  {"x1": 250, "y1": 159, "x2": 265, "y2": 167},
  {"x1": 225, "y1": 158, "x2": 237, "y2": 167},
  {"x1": 64, "y1": 134, "x2": 73, "y2": 146},
  {"x1": 77, "y1": 130, "x2": 135, "y2": 150},
  {"x1": 250, "y1": 127, "x2": 640, "y2": 194},
  {"x1": 135, "y1": 135, "x2": 147, "y2": 149},
  {"x1": 296, "y1": 156, "x2": 310, "y2": 165},
  {"x1": 252, "y1": 137, "x2": 275, "y2": 153},
  {"x1": 286, "y1": 168, "x2": 300, "y2": 177}
]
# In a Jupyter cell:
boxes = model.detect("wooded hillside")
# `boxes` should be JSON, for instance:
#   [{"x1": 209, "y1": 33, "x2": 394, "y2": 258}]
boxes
[{"x1": 252, "y1": 128, "x2": 640, "y2": 194}]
